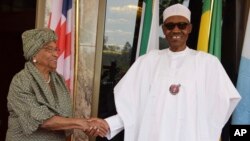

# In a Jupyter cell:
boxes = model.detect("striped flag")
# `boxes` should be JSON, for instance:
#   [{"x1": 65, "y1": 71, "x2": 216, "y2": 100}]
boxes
[
  {"x1": 197, "y1": 0, "x2": 211, "y2": 52},
  {"x1": 137, "y1": 0, "x2": 159, "y2": 57},
  {"x1": 197, "y1": 0, "x2": 222, "y2": 60},
  {"x1": 208, "y1": 0, "x2": 222, "y2": 59},
  {"x1": 231, "y1": 8, "x2": 250, "y2": 124},
  {"x1": 47, "y1": 0, "x2": 74, "y2": 93}
]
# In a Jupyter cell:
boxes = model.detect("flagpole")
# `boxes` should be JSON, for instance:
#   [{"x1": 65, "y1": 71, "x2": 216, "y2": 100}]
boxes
[
  {"x1": 208, "y1": 0, "x2": 214, "y2": 47},
  {"x1": 73, "y1": 0, "x2": 79, "y2": 120}
]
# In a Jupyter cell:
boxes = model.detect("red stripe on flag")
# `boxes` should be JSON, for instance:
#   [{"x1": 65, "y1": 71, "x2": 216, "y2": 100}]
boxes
[
  {"x1": 65, "y1": 33, "x2": 71, "y2": 57},
  {"x1": 55, "y1": 20, "x2": 66, "y2": 56},
  {"x1": 65, "y1": 79, "x2": 70, "y2": 90}
]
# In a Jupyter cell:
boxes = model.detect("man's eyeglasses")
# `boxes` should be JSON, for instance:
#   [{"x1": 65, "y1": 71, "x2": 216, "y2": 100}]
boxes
[
  {"x1": 43, "y1": 46, "x2": 60, "y2": 53},
  {"x1": 164, "y1": 22, "x2": 189, "y2": 30}
]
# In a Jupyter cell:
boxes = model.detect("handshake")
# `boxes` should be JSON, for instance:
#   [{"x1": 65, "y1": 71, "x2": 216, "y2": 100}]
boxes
[{"x1": 83, "y1": 117, "x2": 110, "y2": 138}]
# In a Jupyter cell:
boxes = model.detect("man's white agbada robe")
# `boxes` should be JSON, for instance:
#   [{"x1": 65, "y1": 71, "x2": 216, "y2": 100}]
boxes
[{"x1": 105, "y1": 47, "x2": 241, "y2": 141}]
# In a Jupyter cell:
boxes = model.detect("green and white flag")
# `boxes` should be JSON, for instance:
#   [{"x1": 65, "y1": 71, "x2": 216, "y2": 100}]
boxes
[{"x1": 136, "y1": 0, "x2": 159, "y2": 58}]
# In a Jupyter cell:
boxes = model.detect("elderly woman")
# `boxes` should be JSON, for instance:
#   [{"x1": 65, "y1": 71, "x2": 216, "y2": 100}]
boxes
[{"x1": 5, "y1": 28, "x2": 107, "y2": 141}]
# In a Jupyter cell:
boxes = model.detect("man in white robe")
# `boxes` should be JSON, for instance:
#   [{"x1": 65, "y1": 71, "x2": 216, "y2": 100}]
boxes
[{"x1": 89, "y1": 3, "x2": 241, "y2": 141}]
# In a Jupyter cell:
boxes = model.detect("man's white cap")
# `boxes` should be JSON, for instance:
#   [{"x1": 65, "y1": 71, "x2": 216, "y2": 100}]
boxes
[{"x1": 163, "y1": 3, "x2": 191, "y2": 22}]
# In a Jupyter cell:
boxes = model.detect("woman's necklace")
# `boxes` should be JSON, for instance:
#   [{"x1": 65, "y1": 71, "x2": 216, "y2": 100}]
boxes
[{"x1": 45, "y1": 75, "x2": 51, "y2": 83}]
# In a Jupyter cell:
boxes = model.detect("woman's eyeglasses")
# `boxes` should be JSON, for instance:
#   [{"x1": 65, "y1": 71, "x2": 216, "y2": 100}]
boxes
[
  {"x1": 164, "y1": 22, "x2": 189, "y2": 30},
  {"x1": 43, "y1": 46, "x2": 60, "y2": 53}
]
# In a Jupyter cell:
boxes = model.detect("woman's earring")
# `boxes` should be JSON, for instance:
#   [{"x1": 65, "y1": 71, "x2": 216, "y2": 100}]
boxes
[{"x1": 33, "y1": 59, "x2": 37, "y2": 63}]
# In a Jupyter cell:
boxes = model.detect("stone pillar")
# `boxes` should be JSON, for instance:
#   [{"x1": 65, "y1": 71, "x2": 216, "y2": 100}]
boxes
[{"x1": 73, "y1": 0, "x2": 101, "y2": 141}]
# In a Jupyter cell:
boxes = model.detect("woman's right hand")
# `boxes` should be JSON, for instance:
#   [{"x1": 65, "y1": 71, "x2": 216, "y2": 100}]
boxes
[{"x1": 84, "y1": 118, "x2": 109, "y2": 137}]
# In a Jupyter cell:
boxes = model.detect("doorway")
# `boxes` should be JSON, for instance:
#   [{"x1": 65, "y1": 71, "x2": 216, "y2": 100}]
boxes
[{"x1": 0, "y1": 0, "x2": 36, "y2": 140}]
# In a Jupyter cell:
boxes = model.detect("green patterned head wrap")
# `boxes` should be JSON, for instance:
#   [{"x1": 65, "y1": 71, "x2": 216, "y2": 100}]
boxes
[{"x1": 22, "y1": 28, "x2": 58, "y2": 61}]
